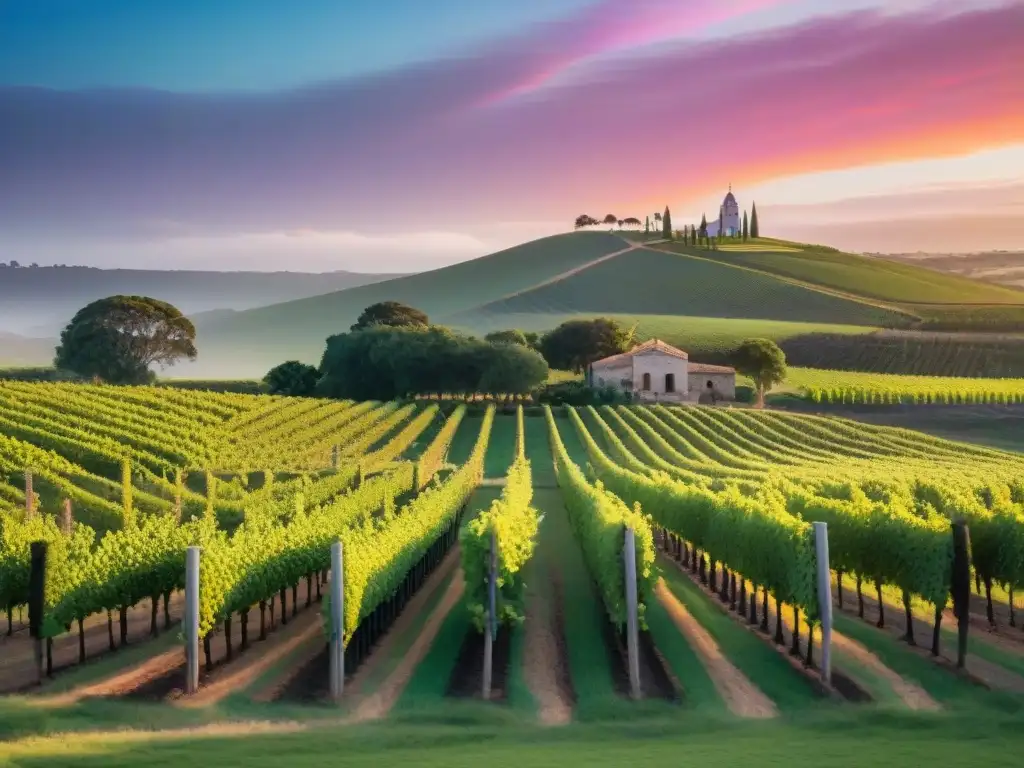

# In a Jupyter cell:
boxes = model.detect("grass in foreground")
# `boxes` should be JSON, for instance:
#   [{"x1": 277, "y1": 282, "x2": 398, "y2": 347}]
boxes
[{"x1": 3, "y1": 709, "x2": 1024, "y2": 767}]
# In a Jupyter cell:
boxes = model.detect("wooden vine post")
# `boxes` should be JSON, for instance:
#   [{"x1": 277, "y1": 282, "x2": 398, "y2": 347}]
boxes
[
  {"x1": 951, "y1": 521, "x2": 971, "y2": 669},
  {"x1": 329, "y1": 539, "x2": 345, "y2": 702},
  {"x1": 61, "y1": 499, "x2": 73, "y2": 534},
  {"x1": 25, "y1": 470, "x2": 34, "y2": 517},
  {"x1": 623, "y1": 526, "x2": 641, "y2": 699},
  {"x1": 28, "y1": 541, "x2": 48, "y2": 685},
  {"x1": 813, "y1": 522, "x2": 833, "y2": 684},
  {"x1": 482, "y1": 528, "x2": 497, "y2": 700},
  {"x1": 185, "y1": 546, "x2": 200, "y2": 694}
]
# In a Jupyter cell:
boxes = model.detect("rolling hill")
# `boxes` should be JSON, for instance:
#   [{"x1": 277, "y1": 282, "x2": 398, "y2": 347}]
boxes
[
  {"x1": 9, "y1": 231, "x2": 1024, "y2": 380},
  {"x1": 186, "y1": 233, "x2": 913, "y2": 377},
  {"x1": 649, "y1": 239, "x2": 1024, "y2": 330}
]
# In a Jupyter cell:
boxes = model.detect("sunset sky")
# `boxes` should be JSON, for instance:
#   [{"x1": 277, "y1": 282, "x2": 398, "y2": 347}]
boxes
[{"x1": 1, "y1": 0, "x2": 1022, "y2": 271}]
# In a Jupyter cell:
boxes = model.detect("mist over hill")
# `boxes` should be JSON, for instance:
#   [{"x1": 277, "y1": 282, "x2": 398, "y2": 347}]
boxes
[{"x1": 0, "y1": 265, "x2": 406, "y2": 336}]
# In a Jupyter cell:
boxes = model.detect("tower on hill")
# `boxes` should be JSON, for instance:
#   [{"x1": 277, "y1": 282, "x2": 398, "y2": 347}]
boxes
[{"x1": 706, "y1": 185, "x2": 741, "y2": 237}]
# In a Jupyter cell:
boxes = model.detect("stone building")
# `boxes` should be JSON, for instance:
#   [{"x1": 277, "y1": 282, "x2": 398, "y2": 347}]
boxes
[
  {"x1": 587, "y1": 338, "x2": 736, "y2": 403},
  {"x1": 705, "y1": 185, "x2": 741, "y2": 238}
]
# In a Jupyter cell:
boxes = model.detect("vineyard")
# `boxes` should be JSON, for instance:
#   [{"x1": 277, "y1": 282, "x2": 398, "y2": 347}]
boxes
[{"x1": 2, "y1": 382, "x2": 1024, "y2": 739}]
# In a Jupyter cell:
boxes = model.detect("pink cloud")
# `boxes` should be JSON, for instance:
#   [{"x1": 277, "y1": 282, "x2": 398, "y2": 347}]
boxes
[
  {"x1": 472, "y1": 0, "x2": 787, "y2": 106},
  {"x1": 1, "y1": 1, "x2": 1022, "y2": 245}
]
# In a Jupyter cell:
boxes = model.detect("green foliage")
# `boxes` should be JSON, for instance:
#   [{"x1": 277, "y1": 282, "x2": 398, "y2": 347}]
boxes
[
  {"x1": 539, "y1": 318, "x2": 630, "y2": 374},
  {"x1": 350, "y1": 301, "x2": 429, "y2": 332},
  {"x1": 54, "y1": 295, "x2": 197, "y2": 384},
  {"x1": 461, "y1": 406, "x2": 539, "y2": 631},
  {"x1": 317, "y1": 325, "x2": 546, "y2": 401},
  {"x1": 545, "y1": 406, "x2": 656, "y2": 629},
  {"x1": 263, "y1": 361, "x2": 319, "y2": 396},
  {"x1": 731, "y1": 338, "x2": 787, "y2": 406},
  {"x1": 484, "y1": 329, "x2": 529, "y2": 347},
  {"x1": 750, "y1": 202, "x2": 760, "y2": 238},
  {"x1": 535, "y1": 380, "x2": 630, "y2": 407}
]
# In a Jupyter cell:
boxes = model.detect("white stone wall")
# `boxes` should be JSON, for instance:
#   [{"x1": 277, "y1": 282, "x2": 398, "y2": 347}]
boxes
[
  {"x1": 591, "y1": 361, "x2": 633, "y2": 391},
  {"x1": 688, "y1": 372, "x2": 736, "y2": 401},
  {"x1": 632, "y1": 352, "x2": 688, "y2": 401}
]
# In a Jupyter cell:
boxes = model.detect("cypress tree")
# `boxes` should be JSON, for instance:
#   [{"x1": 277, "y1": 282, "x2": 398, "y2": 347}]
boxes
[
  {"x1": 718, "y1": 208, "x2": 724, "y2": 237},
  {"x1": 742, "y1": 210, "x2": 749, "y2": 241},
  {"x1": 662, "y1": 206, "x2": 672, "y2": 239},
  {"x1": 645, "y1": 215, "x2": 650, "y2": 235},
  {"x1": 699, "y1": 213, "x2": 708, "y2": 245},
  {"x1": 750, "y1": 202, "x2": 760, "y2": 238}
]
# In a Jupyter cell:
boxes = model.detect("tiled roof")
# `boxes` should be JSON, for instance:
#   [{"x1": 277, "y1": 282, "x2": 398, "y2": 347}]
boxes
[
  {"x1": 591, "y1": 338, "x2": 688, "y2": 367},
  {"x1": 689, "y1": 362, "x2": 736, "y2": 374}
]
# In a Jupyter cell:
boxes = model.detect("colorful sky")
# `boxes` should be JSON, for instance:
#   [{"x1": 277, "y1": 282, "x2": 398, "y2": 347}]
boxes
[{"x1": 1, "y1": 0, "x2": 1022, "y2": 271}]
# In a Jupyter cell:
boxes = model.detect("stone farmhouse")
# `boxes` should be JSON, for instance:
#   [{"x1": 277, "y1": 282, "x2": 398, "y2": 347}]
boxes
[{"x1": 586, "y1": 339, "x2": 736, "y2": 403}]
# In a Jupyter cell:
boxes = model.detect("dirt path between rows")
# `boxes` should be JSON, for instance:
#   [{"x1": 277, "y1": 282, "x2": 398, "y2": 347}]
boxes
[
  {"x1": 522, "y1": 564, "x2": 573, "y2": 725},
  {"x1": 839, "y1": 588, "x2": 1024, "y2": 694},
  {"x1": 1, "y1": 593, "x2": 184, "y2": 694},
  {"x1": 342, "y1": 564, "x2": 465, "y2": 722},
  {"x1": 182, "y1": 606, "x2": 326, "y2": 708},
  {"x1": 654, "y1": 579, "x2": 776, "y2": 719},
  {"x1": 759, "y1": 588, "x2": 940, "y2": 709},
  {"x1": 829, "y1": 628, "x2": 940, "y2": 711},
  {"x1": 343, "y1": 549, "x2": 461, "y2": 702},
  {"x1": 40, "y1": 646, "x2": 185, "y2": 706}
]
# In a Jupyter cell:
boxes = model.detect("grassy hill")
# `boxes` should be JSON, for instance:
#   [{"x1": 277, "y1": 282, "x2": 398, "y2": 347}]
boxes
[
  {"x1": 12, "y1": 231, "x2": 1024, "y2": 380},
  {"x1": 650, "y1": 238, "x2": 1024, "y2": 330},
  {"x1": 452, "y1": 245, "x2": 903, "y2": 326}
]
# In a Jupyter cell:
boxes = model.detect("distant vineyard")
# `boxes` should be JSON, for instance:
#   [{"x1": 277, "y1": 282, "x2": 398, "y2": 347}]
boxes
[{"x1": 784, "y1": 367, "x2": 1024, "y2": 405}]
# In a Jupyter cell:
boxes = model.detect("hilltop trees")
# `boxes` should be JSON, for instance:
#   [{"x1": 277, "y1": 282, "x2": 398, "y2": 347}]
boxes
[
  {"x1": 540, "y1": 318, "x2": 631, "y2": 373},
  {"x1": 574, "y1": 214, "x2": 599, "y2": 229},
  {"x1": 602, "y1": 214, "x2": 618, "y2": 226},
  {"x1": 732, "y1": 338, "x2": 787, "y2": 408},
  {"x1": 350, "y1": 301, "x2": 428, "y2": 331},
  {"x1": 55, "y1": 295, "x2": 197, "y2": 384},
  {"x1": 750, "y1": 202, "x2": 760, "y2": 238}
]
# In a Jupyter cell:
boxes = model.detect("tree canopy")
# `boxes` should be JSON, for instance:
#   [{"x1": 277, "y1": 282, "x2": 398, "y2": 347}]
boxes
[
  {"x1": 539, "y1": 318, "x2": 631, "y2": 374},
  {"x1": 263, "y1": 360, "x2": 319, "y2": 396},
  {"x1": 317, "y1": 325, "x2": 548, "y2": 401},
  {"x1": 350, "y1": 301, "x2": 429, "y2": 332},
  {"x1": 731, "y1": 338, "x2": 787, "y2": 408},
  {"x1": 484, "y1": 329, "x2": 529, "y2": 347},
  {"x1": 54, "y1": 295, "x2": 197, "y2": 384}
]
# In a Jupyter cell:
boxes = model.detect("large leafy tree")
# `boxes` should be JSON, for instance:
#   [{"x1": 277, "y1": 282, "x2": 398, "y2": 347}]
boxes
[
  {"x1": 539, "y1": 318, "x2": 631, "y2": 374},
  {"x1": 55, "y1": 295, "x2": 196, "y2": 384},
  {"x1": 263, "y1": 360, "x2": 319, "y2": 396},
  {"x1": 350, "y1": 301, "x2": 428, "y2": 332},
  {"x1": 731, "y1": 338, "x2": 787, "y2": 408}
]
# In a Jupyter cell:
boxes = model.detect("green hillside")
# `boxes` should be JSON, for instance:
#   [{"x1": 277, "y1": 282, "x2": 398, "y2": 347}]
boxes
[
  {"x1": 168, "y1": 231, "x2": 1024, "y2": 378},
  {"x1": 454, "y1": 245, "x2": 904, "y2": 325},
  {"x1": 651, "y1": 239, "x2": 1024, "y2": 329}
]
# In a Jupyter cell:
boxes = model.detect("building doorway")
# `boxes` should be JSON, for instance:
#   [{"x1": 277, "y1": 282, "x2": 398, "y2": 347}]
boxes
[{"x1": 665, "y1": 373, "x2": 675, "y2": 393}]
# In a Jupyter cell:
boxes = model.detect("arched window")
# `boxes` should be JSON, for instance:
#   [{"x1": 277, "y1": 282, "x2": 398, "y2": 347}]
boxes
[
  {"x1": 665, "y1": 373, "x2": 675, "y2": 393},
  {"x1": 642, "y1": 372, "x2": 651, "y2": 391}
]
